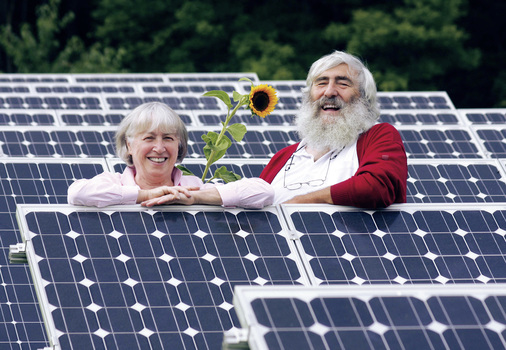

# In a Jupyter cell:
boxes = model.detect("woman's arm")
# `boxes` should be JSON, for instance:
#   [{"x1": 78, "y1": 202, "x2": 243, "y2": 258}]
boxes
[{"x1": 67, "y1": 172, "x2": 139, "y2": 207}]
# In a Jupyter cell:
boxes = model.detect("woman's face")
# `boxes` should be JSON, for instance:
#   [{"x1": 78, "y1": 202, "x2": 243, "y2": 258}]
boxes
[{"x1": 127, "y1": 127, "x2": 180, "y2": 187}]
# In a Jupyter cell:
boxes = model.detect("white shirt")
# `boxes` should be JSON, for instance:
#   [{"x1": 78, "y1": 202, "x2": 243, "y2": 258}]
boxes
[{"x1": 271, "y1": 140, "x2": 359, "y2": 204}]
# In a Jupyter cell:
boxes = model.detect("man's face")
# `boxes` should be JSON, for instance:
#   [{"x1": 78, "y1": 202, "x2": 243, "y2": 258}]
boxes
[{"x1": 309, "y1": 63, "x2": 360, "y2": 119}]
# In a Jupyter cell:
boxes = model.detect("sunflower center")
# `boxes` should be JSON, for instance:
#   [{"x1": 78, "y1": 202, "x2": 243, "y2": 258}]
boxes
[{"x1": 251, "y1": 91, "x2": 270, "y2": 111}]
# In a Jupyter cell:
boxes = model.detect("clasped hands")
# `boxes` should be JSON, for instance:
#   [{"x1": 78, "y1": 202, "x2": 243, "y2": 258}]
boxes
[{"x1": 137, "y1": 186, "x2": 201, "y2": 207}]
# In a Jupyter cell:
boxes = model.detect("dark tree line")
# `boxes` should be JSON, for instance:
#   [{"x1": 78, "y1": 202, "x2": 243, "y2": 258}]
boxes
[{"x1": 1, "y1": 0, "x2": 504, "y2": 108}]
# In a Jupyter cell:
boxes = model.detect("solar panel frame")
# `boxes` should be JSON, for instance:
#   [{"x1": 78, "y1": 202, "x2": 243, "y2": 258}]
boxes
[
  {"x1": 396, "y1": 125, "x2": 487, "y2": 159},
  {"x1": 378, "y1": 109, "x2": 465, "y2": 126},
  {"x1": 231, "y1": 284, "x2": 506, "y2": 350},
  {"x1": 0, "y1": 109, "x2": 58, "y2": 126},
  {"x1": 470, "y1": 125, "x2": 506, "y2": 158},
  {"x1": 0, "y1": 158, "x2": 108, "y2": 350},
  {"x1": 458, "y1": 109, "x2": 506, "y2": 125},
  {"x1": 280, "y1": 203, "x2": 506, "y2": 286},
  {"x1": 0, "y1": 93, "x2": 106, "y2": 110},
  {"x1": 15, "y1": 204, "x2": 309, "y2": 350},
  {"x1": 406, "y1": 158, "x2": 506, "y2": 203}
]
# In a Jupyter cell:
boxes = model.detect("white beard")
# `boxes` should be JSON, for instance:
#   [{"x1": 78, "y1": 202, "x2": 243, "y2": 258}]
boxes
[{"x1": 296, "y1": 94, "x2": 377, "y2": 152}]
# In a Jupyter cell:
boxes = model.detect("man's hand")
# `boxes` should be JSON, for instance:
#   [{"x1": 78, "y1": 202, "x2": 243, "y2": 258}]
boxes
[{"x1": 137, "y1": 186, "x2": 199, "y2": 206}]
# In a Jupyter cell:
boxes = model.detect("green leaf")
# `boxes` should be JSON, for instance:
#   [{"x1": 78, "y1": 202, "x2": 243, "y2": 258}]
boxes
[
  {"x1": 203, "y1": 90, "x2": 232, "y2": 108},
  {"x1": 202, "y1": 133, "x2": 231, "y2": 162},
  {"x1": 214, "y1": 166, "x2": 242, "y2": 183},
  {"x1": 226, "y1": 123, "x2": 247, "y2": 142},
  {"x1": 239, "y1": 77, "x2": 254, "y2": 86},
  {"x1": 176, "y1": 164, "x2": 194, "y2": 176},
  {"x1": 233, "y1": 90, "x2": 246, "y2": 102}
]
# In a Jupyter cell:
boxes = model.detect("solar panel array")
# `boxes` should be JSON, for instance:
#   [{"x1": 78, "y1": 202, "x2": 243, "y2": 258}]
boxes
[{"x1": 1, "y1": 73, "x2": 505, "y2": 350}]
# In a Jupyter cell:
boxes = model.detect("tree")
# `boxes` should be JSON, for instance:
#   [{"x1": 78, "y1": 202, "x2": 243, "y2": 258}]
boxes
[
  {"x1": 0, "y1": 0, "x2": 124, "y2": 73},
  {"x1": 323, "y1": 0, "x2": 480, "y2": 92}
]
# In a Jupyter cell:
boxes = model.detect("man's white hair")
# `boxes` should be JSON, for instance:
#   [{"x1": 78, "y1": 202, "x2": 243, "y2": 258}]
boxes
[{"x1": 303, "y1": 50, "x2": 380, "y2": 119}]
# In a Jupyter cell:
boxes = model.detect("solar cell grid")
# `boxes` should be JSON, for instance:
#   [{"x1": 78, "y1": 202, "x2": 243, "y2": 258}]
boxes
[
  {"x1": 471, "y1": 125, "x2": 506, "y2": 158},
  {"x1": 231, "y1": 285, "x2": 506, "y2": 350},
  {"x1": 281, "y1": 204, "x2": 506, "y2": 286},
  {"x1": 0, "y1": 158, "x2": 107, "y2": 350},
  {"x1": 459, "y1": 109, "x2": 506, "y2": 125},
  {"x1": 397, "y1": 126, "x2": 484, "y2": 158},
  {"x1": 16, "y1": 205, "x2": 305, "y2": 350},
  {"x1": 377, "y1": 92, "x2": 455, "y2": 110},
  {"x1": 379, "y1": 111, "x2": 462, "y2": 126},
  {"x1": 407, "y1": 159, "x2": 506, "y2": 203},
  {"x1": 0, "y1": 94, "x2": 104, "y2": 110},
  {"x1": 0, "y1": 110, "x2": 57, "y2": 126},
  {"x1": 0, "y1": 127, "x2": 118, "y2": 158}
]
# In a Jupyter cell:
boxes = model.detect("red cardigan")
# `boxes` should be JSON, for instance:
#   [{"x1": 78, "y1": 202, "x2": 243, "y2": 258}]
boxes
[{"x1": 260, "y1": 123, "x2": 407, "y2": 208}]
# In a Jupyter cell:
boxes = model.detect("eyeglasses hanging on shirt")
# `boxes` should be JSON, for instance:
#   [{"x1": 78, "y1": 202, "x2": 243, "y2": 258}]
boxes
[{"x1": 283, "y1": 146, "x2": 342, "y2": 190}]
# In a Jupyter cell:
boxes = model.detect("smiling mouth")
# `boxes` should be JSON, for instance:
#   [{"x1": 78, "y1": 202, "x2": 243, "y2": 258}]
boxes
[
  {"x1": 148, "y1": 157, "x2": 167, "y2": 163},
  {"x1": 322, "y1": 104, "x2": 341, "y2": 111}
]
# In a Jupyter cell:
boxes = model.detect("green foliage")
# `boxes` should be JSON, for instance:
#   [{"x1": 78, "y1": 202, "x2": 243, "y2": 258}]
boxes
[
  {"x1": 0, "y1": 0, "x2": 503, "y2": 107},
  {"x1": 323, "y1": 0, "x2": 480, "y2": 91},
  {"x1": 0, "y1": 0, "x2": 124, "y2": 73}
]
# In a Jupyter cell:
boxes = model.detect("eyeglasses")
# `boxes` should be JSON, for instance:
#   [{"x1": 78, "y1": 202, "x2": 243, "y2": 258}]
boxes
[{"x1": 283, "y1": 147, "x2": 339, "y2": 190}]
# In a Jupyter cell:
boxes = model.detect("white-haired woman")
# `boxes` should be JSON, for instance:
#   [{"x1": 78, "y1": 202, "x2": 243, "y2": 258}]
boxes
[{"x1": 68, "y1": 102, "x2": 273, "y2": 208}]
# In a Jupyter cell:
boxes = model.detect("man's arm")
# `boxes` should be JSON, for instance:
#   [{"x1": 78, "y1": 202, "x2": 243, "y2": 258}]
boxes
[{"x1": 283, "y1": 187, "x2": 333, "y2": 204}]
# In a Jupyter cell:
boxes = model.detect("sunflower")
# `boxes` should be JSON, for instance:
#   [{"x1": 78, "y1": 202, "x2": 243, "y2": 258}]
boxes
[{"x1": 248, "y1": 84, "x2": 278, "y2": 118}]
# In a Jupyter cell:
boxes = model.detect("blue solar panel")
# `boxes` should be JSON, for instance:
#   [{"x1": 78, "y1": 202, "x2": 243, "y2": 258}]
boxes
[
  {"x1": 459, "y1": 109, "x2": 506, "y2": 125},
  {"x1": 398, "y1": 126, "x2": 484, "y2": 158},
  {"x1": 407, "y1": 159, "x2": 506, "y2": 203},
  {"x1": 231, "y1": 284, "x2": 506, "y2": 350},
  {"x1": 0, "y1": 110, "x2": 57, "y2": 126},
  {"x1": 195, "y1": 111, "x2": 297, "y2": 126},
  {"x1": 376, "y1": 92, "x2": 455, "y2": 110},
  {"x1": 282, "y1": 204, "x2": 506, "y2": 285},
  {"x1": 472, "y1": 126, "x2": 506, "y2": 158},
  {"x1": 0, "y1": 158, "x2": 106, "y2": 350},
  {"x1": 16, "y1": 205, "x2": 305, "y2": 350},
  {"x1": 0, "y1": 94, "x2": 103, "y2": 109},
  {"x1": 108, "y1": 159, "x2": 269, "y2": 181},
  {"x1": 379, "y1": 111, "x2": 462, "y2": 126},
  {"x1": 0, "y1": 127, "x2": 117, "y2": 158},
  {"x1": 187, "y1": 127, "x2": 298, "y2": 159}
]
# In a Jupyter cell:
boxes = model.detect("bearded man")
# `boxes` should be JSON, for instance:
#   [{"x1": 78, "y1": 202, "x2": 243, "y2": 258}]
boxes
[{"x1": 260, "y1": 51, "x2": 407, "y2": 208}]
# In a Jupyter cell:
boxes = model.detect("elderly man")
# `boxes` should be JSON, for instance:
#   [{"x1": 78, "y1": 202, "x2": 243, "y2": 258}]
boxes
[{"x1": 260, "y1": 51, "x2": 407, "y2": 208}]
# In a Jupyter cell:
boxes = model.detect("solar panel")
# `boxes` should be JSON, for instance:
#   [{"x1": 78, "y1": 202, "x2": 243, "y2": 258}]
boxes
[
  {"x1": 166, "y1": 73, "x2": 259, "y2": 83},
  {"x1": 187, "y1": 126, "x2": 298, "y2": 159},
  {"x1": 231, "y1": 284, "x2": 506, "y2": 350},
  {"x1": 0, "y1": 109, "x2": 57, "y2": 126},
  {"x1": 471, "y1": 126, "x2": 506, "y2": 158},
  {"x1": 407, "y1": 159, "x2": 506, "y2": 203},
  {"x1": 54, "y1": 110, "x2": 195, "y2": 127},
  {"x1": 397, "y1": 126, "x2": 485, "y2": 158},
  {"x1": 0, "y1": 94, "x2": 104, "y2": 109},
  {"x1": 16, "y1": 205, "x2": 306, "y2": 350},
  {"x1": 194, "y1": 110, "x2": 297, "y2": 127},
  {"x1": 0, "y1": 158, "x2": 107, "y2": 350},
  {"x1": 281, "y1": 203, "x2": 506, "y2": 285},
  {"x1": 459, "y1": 109, "x2": 506, "y2": 125},
  {"x1": 0, "y1": 126, "x2": 117, "y2": 158},
  {"x1": 379, "y1": 110, "x2": 463, "y2": 126},
  {"x1": 377, "y1": 92, "x2": 455, "y2": 110},
  {"x1": 107, "y1": 158, "x2": 269, "y2": 181}
]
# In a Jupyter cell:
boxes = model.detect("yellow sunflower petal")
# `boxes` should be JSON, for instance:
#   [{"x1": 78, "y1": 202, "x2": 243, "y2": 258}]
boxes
[{"x1": 249, "y1": 84, "x2": 278, "y2": 118}]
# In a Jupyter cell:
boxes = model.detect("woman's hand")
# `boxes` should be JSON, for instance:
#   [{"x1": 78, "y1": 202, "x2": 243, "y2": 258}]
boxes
[
  {"x1": 137, "y1": 186, "x2": 199, "y2": 207},
  {"x1": 140, "y1": 187, "x2": 223, "y2": 207}
]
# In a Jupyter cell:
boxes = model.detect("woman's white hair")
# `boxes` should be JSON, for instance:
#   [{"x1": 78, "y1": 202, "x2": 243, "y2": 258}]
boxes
[
  {"x1": 304, "y1": 51, "x2": 380, "y2": 118},
  {"x1": 115, "y1": 102, "x2": 188, "y2": 166}
]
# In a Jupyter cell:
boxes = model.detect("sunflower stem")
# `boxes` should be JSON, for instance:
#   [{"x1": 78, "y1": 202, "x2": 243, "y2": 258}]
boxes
[{"x1": 201, "y1": 100, "x2": 246, "y2": 182}]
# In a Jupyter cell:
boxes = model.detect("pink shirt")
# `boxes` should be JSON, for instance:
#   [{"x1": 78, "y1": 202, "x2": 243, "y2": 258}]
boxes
[{"x1": 68, "y1": 167, "x2": 273, "y2": 209}]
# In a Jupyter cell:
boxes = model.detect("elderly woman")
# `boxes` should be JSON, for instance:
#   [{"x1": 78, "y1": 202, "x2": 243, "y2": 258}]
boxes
[{"x1": 68, "y1": 102, "x2": 273, "y2": 208}]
